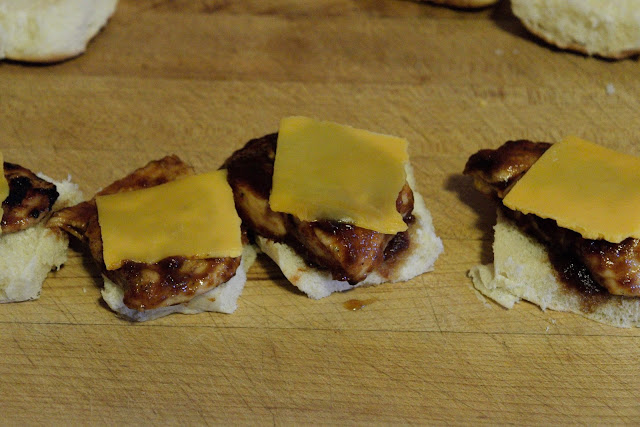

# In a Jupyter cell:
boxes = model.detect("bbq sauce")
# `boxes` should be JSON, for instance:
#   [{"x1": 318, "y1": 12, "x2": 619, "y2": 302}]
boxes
[
  {"x1": 343, "y1": 298, "x2": 378, "y2": 311},
  {"x1": 1, "y1": 162, "x2": 59, "y2": 231},
  {"x1": 502, "y1": 206, "x2": 610, "y2": 311},
  {"x1": 384, "y1": 219, "x2": 413, "y2": 262},
  {"x1": 547, "y1": 249, "x2": 608, "y2": 313},
  {"x1": 223, "y1": 133, "x2": 277, "y2": 200},
  {"x1": 113, "y1": 255, "x2": 240, "y2": 310}
]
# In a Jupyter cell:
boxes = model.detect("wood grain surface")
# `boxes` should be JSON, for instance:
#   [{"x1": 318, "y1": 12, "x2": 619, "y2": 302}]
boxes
[{"x1": 2, "y1": 0, "x2": 640, "y2": 424}]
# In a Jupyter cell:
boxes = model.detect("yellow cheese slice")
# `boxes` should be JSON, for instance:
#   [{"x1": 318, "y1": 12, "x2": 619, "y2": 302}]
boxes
[
  {"x1": 96, "y1": 169, "x2": 242, "y2": 270},
  {"x1": 503, "y1": 135, "x2": 640, "y2": 243},
  {"x1": 269, "y1": 116, "x2": 409, "y2": 234}
]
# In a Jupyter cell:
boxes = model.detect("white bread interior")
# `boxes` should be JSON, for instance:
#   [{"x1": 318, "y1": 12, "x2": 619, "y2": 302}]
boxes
[
  {"x1": 469, "y1": 209, "x2": 640, "y2": 328},
  {"x1": 101, "y1": 245, "x2": 257, "y2": 322},
  {"x1": 0, "y1": 0, "x2": 118, "y2": 62},
  {"x1": 511, "y1": 0, "x2": 640, "y2": 59},
  {"x1": 257, "y1": 164, "x2": 443, "y2": 299},
  {"x1": 0, "y1": 175, "x2": 83, "y2": 303}
]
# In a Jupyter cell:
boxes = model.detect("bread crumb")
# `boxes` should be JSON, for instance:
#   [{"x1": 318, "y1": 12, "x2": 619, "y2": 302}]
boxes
[
  {"x1": 606, "y1": 83, "x2": 615, "y2": 95},
  {"x1": 545, "y1": 326, "x2": 550, "y2": 332},
  {"x1": 495, "y1": 48, "x2": 504, "y2": 56},
  {"x1": 83, "y1": 288, "x2": 87, "y2": 293},
  {"x1": 471, "y1": 283, "x2": 493, "y2": 308},
  {"x1": 551, "y1": 318, "x2": 556, "y2": 324}
]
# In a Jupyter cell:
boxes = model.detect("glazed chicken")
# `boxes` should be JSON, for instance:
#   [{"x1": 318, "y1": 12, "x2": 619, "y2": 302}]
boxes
[
  {"x1": 223, "y1": 133, "x2": 414, "y2": 284},
  {"x1": 2, "y1": 162, "x2": 59, "y2": 233},
  {"x1": 464, "y1": 140, "x2": 640, "y2": 297},
  {"x1": 49, "y1": 155, "x2": 241, "y2": 310}
]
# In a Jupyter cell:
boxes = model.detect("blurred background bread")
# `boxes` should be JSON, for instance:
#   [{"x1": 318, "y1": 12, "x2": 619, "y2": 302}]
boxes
[
  {"x1": 0, "y1": 0, "x2": 118, "y2": 62},
  {"x1": 512, "y1": 0, "x2": 640, "y2": 59}
]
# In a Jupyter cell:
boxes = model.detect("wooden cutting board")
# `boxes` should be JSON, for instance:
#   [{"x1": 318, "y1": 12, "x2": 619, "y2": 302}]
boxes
[{"x1": 2, "y1": 1, "x2": 639, "y2": 423}]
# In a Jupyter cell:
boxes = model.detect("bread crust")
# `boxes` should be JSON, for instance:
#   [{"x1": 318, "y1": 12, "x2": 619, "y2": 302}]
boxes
[{"x1": 521, "y1": 28, "x2": 640, "y2": 60}]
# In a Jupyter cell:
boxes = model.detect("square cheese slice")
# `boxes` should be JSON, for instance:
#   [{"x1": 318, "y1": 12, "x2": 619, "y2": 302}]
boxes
[
  {"x1": 503, "y1": 135, "x2": 640, "y2": 243},
  {"x1": 97, "y1": 169, "x2": 242, "y2": 270},
  {"x1": 269, "y1": 116, "x2": 409, "y2": 234}
]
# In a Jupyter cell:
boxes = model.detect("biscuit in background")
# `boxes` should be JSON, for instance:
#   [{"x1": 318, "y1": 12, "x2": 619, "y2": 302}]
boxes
[
  {"x1": 512, "y1": 0, "x2": 640, "y2": 59},
  {"x1": 0, "y1": 0, "x2": 118, "y2": 63}
]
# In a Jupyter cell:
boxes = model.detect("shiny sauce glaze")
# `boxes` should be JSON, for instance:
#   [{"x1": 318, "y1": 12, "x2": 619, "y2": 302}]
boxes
[
  {"x1": 547, "y1": 249, "x2": 609, "y2": 313},
  {"x1": 2, "y1": 162, "x2": 59, "y2": 233},
  {"x1": 384, "y1": 220, "x2": 412, "y2": 261},
  {"x1": 343, "y1": 298, "x2": 378, "y2": 311},
  {"x1": 223, "y1": 133, "x2": 275, "y2": 200},
  {"x1": 292, "y1": 220, "x2": 391, "y2": 284},
  {"x1": 108, "y1": 255, "x2": 241, "y2": 310},
  {"x1": 463, "y1": 140, "x2": 551, "y2": 198}
]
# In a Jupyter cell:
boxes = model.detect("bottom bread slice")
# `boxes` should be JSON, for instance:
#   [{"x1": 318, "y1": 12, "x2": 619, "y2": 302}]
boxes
[
  {"x1": 469, "y1": 209, "x2": 640, "y2": 328},
  {"x1": 101, "y1": 245, "x2": 257, "y2": 322},
  {"x1": 0, "y1": 175, "x2": 82, "y2": 303},
  {"x1": 257, "y1": 189, "x2": 443, "y2": 300}
]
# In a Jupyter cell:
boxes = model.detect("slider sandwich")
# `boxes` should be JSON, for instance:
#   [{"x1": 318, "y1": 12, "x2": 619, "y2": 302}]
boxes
[
  {"x1": 223, "y1": 116, "x2": 443, "y2": 299},
  {"x1": 49, "y1": 155, "x2": 256, "y2": 321},
  {"x1": 465, "y1": 136, "x2": 640, "y2": 327},
  {"x1": 0, "y1": 153, "x2": 82, "y2": 302}
]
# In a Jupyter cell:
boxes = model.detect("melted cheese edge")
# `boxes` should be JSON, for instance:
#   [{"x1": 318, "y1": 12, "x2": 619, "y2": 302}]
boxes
[
  {"x1": 503, "y1": 135, "x2": 640, "y2": 243},
  {"x1": 97, "y1": 169, "x2": 243, "y2": 270},
  {"x1": 269, "y1": 116, "x2": 409, "y2": 234}
]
